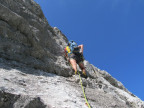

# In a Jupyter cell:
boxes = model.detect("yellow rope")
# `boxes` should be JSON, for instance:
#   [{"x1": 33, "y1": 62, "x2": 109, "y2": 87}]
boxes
[
  {"x1": 69, "y1": 63, "x2": 91, "y2": 108},
  {"x1": 78, "y1": 71, "x2": 91, "y2": 108}
]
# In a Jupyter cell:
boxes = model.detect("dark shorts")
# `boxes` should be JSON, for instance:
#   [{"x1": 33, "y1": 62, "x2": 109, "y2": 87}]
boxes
[{"x1": 69, "y1": 53, "x2": 84, "y2": 64}]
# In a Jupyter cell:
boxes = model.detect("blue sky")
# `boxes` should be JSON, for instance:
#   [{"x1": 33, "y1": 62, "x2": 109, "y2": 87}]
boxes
[{"x1": 34, "y1": 0, "x2": 144, "y2": 100}]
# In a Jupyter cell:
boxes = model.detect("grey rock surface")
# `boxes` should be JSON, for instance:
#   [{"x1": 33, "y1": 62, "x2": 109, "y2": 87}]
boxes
[
  {"x1": 0, "y1": 0, "x2": 144, "y2": 108},
  {"x1": 0, "y1": 0, "x2": 72, "y2": 77}
]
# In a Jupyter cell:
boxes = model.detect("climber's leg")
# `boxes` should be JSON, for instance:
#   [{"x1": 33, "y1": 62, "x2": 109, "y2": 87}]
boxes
[
  {"x1": 78, "y1": 62, "x2": 86, "y2": 76},
  {"x1": 70, "y1": 58, "x2": 77, "y2": 74}
]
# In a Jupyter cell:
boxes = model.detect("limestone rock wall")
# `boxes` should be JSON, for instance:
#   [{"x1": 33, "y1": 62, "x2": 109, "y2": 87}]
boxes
[
  {"x1": 0, "y1": 0, "x2": 144, "y2": 108},
  {"x1": 0, "y1": 0, "x2": 72, "y2": 77}
]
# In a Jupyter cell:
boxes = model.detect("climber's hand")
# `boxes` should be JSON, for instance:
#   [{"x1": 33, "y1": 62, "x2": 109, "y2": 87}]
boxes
[{"x1": 79, "y1": 50, "x2": 82, "y2": 54}]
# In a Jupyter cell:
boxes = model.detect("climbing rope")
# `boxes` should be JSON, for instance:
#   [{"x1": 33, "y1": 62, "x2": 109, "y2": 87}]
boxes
[
  {"x1": 68, "y1": 62, "x2": 91, "y2": 107},
  {"x1": 78, "y1": 71, "x2": 91, "y2": 108}
]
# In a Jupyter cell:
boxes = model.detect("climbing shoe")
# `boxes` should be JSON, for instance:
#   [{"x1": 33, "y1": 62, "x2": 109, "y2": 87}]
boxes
[
  {"x1": 82, "y1": 72, "x2": 87, "y2": 78},
  {"x1": 83, "y1": 72, "x2": 86, "y2": 76},
  {"x1": 75, "y1": 70, "x2": 77, "y2": 75}
]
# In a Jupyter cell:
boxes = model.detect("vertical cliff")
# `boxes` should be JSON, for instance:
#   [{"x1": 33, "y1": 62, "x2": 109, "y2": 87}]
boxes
[
  {"x1": 0, "y1": 0, "x2": 72, "y2": 77},
  {"x1": 0, "y1": 0, "x2": 144, "y2": 108}
]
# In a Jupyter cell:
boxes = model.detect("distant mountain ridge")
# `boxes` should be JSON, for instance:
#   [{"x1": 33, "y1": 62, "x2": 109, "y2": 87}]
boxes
[{"x1": 0, "y1": 0, "x2": 144, "y2": 108}]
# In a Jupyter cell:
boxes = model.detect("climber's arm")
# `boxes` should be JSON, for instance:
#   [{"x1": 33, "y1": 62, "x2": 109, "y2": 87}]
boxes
[
  {"x1": 78, "y1": 44, "x2": 84, "y2": 54},
  {"x1": 64, "y1": 48, "x2": 67, "y2": 58},
  {"x1": 64, "y1": 48, "x2": 70, "y2": 62}
]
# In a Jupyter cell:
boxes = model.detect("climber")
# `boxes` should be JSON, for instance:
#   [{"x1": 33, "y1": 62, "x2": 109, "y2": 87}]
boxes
[{"x1": 64, "y1": 40, "x2": 87, "y2": 77}]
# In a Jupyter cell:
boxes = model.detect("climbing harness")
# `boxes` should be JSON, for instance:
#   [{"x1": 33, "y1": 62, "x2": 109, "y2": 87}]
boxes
[{"x1": 78, "y1": 71, "x2": 91, "y2": 108}]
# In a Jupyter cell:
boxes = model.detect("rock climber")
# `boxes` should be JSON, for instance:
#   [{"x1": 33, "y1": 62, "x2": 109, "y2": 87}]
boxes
[{"x1": 64, "y1": 40, "x2": 87, "y2": 77}]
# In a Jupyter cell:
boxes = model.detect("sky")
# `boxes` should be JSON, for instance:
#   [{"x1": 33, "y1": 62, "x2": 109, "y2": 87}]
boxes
[{"x1": 34, "y1": 0, "x2": 144, "y2": 101}]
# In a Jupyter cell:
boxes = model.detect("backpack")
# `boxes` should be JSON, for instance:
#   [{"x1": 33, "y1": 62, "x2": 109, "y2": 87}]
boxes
[{"x1": 66, "y1": 40, "x2": 80, "y2": 55}]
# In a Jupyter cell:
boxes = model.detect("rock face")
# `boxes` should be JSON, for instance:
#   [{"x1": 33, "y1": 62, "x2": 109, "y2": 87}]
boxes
[
  {"x1": 0, "y1": 0, "x2": 144, "y2": 108},
  {"x1": 0, "y1": 0, "x2": 72, "y2": 77}
]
